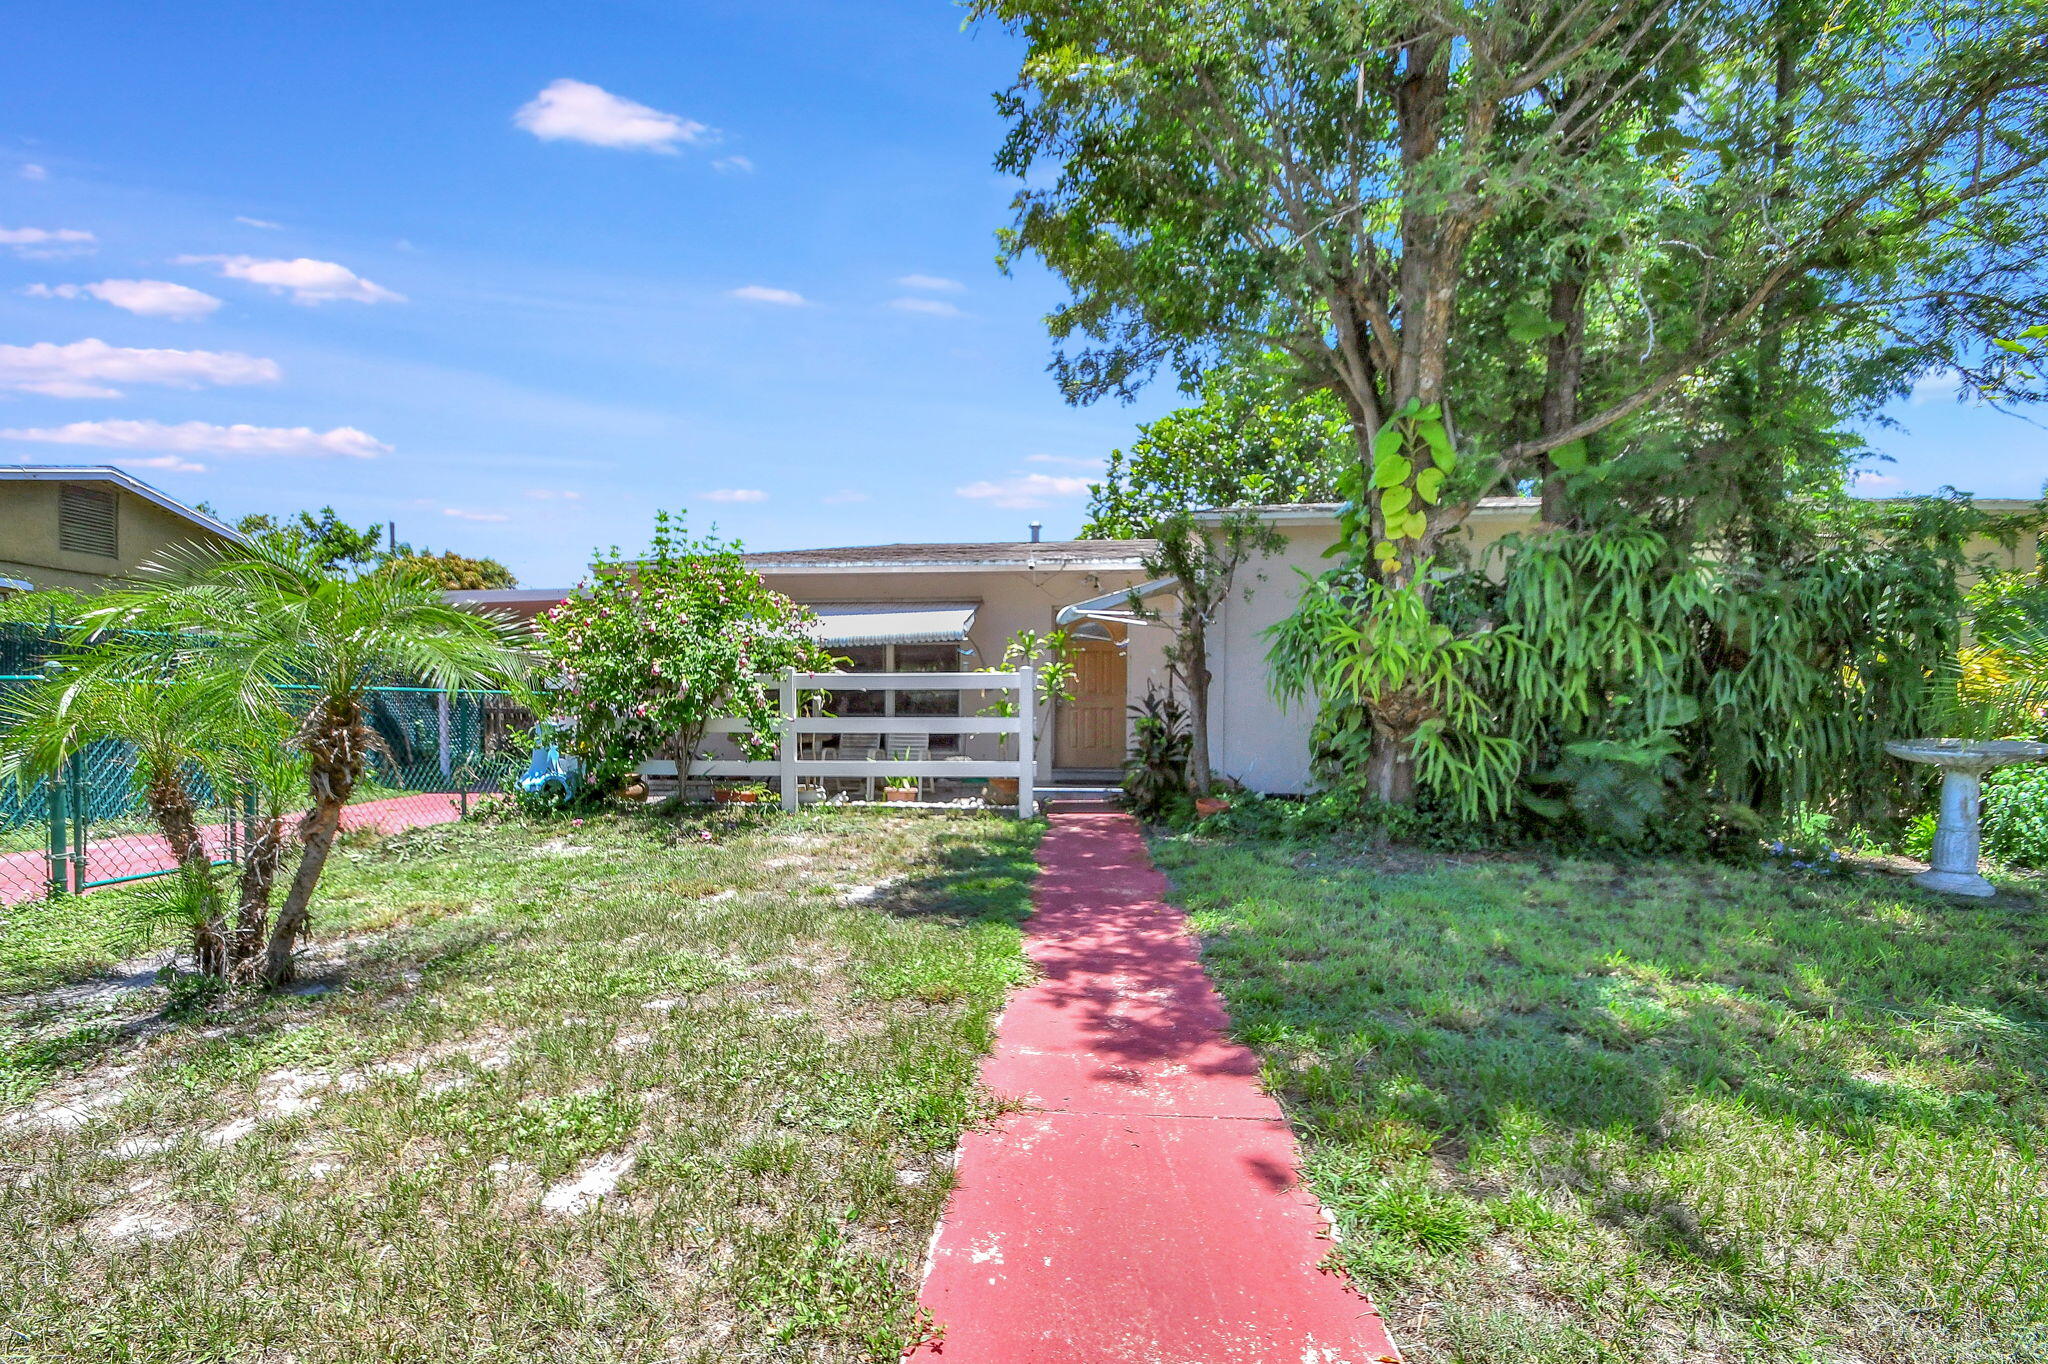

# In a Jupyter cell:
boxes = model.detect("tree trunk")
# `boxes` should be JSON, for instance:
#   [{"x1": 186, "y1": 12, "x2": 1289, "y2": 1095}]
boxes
[
  {"x1": 255, "y1": 695, "x2": 367, "y2": 988},
  {"x1": 1183, "y1": 616, "x2": 1212, "y2": 797},
  {"x1": 1365, "y1": 729, "x2": 1418, "y2": 806},
  {"x1": 143, "y1": 763, "x2": 229, "y2": 977},
  {"x1": 255, "y1": 798, "x2": 342, "y2": 987},
  {"x1": 228, "y1": 813, "x2": 288, "y2": 983},
  {"x1": 1538, "y1": 255, "x2": 1590, "y2": 525}
]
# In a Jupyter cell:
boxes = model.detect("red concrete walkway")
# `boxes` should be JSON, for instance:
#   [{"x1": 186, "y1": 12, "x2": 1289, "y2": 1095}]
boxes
[
  {"x1": 0, "y1": 792, "x2": 466, "y2": 906},
  {"x1": 910, "y1": 811, "x2": 1400, "y2": 1363}
]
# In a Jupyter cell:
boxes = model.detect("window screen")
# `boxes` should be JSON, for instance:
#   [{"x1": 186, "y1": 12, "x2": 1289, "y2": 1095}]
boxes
[{"x1": 58, "y1": 485, "x2": 118, "y2": 557}]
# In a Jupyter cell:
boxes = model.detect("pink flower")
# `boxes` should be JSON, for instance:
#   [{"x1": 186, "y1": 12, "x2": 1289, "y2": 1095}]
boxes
[{"x1": 571, "y1": 818, "x2": 584, "y2": 827}]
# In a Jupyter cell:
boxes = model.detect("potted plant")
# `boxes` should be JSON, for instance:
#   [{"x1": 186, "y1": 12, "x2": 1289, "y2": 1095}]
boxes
[
  {"x1": 713, "y1": 781, "x2": 768, "y2": 805},
  {"x1": 980, "y1": 628, "x2": 1079, "y2": 805},
  {"x1": 882, "y1": 774, "x2": 920, "y2": 803}
]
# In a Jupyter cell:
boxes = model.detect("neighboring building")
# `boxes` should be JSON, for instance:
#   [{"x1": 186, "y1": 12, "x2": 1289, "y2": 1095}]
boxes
[
  {"x1": 0, "y1": 465, "x2": 242, "y2": 594},
  {"x1": 452, "y1": 497, "x2": 2041, "y2": 797}
]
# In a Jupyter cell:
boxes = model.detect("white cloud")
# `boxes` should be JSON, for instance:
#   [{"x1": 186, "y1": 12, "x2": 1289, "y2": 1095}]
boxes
[
  {"x1": 25, "y1": 279, "x2": 223, "y2": 321},
  {"x1": 235, "y1": 215, "x2": 283, "y2": 230},
  {"x1": 1852, "y1": 469, "x2": 1903, "y2": 490},
  {"x1": 0, "y1": 339, "x2": 278, "y2": 398},
  {"x1": 890, "y1": 297, "x2": 965, "y2": 318},
  {"x1": 442, "y1": 507, "x2": 509, "y2": 522},
  {"x1": 1024, "y1": 453, "x2": 1102, "y2": 470},
  {"x1": 895, "y1": 274, "x2": 964, "y2": 292},
  {"x1": 525, "y1": 488, "x2": 585, "y2": 501},
  {"x1": 822, "y1": 489, "x2": 870, "y2": 504},
  {"x1": 702, "y1": 488, "x2": 767, "y2": 503},
  {"x1": 19, "y1": 164, "x2": 48, "y2": 182},
  {"x1": 177, "y1": 254, "x2": 403, "y2": 305},
  {"x1": 728, "y1": 285, "x2": 806, "y2": 306},
  {"x1": 514, "y1": 78, "x2": 709, "y2": 152},
  {"x1": 711, "y1": 155, "x2": 754, "y2": 174},
  {"x1": 955, "y1": 472, "x2": 1093, "y2": 509},
  {"x1": 121, "y1": 454, "x2": 208, "y2": 474},
  {"x1": 0, "y1": 226, "x2": 95, "y2": 259},
  {"x1": 0, "y1": 419, "x2": 389, "y2": 459},
  {"x1": 1909, "y1": 369, "x2": 1958, "y2": 405}
]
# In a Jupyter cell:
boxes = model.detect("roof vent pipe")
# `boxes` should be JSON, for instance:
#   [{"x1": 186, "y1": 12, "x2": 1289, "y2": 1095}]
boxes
[{"x1": 1029, "y1": 521, "x2": 1043, "y2": 543}]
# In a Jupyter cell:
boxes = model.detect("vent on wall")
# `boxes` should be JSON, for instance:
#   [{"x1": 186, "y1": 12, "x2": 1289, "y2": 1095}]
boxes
[{"x1": 58, "y1": 484, "x2": 118, "y2": 558}]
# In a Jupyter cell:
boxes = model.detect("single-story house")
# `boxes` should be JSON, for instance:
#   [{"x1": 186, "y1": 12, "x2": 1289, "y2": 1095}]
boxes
[
  {"x1": 0, "y1": 465, "x2": 242, "y2": 595},
  {"x1": 452, "y1": 497, "x2": 2040, "y2": 796}
]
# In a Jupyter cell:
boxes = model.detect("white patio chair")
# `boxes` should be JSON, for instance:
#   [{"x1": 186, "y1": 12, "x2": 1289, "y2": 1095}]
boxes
[
  {"x1": 835, "y1": 731, "x2": 880, "y2": 799},
  {"x1": 886, "y1": 732, "x2": 930, "y2": 802}
]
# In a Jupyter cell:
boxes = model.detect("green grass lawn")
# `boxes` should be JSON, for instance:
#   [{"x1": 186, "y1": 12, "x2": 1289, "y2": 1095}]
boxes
[
  {"x1": 0, "y1": 806, "x2": 1037, "y2": 1362},
  {"x1": 1154, "y1": 835, "x2": 2047, "y2": 1364}
]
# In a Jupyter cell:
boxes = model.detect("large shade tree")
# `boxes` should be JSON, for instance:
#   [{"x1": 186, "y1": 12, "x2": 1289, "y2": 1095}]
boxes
[{"x1": 977, "y1": 0, "x2": 2048, "y2": 799}]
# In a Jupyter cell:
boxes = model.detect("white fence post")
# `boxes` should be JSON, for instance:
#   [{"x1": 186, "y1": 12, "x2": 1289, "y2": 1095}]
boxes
[
  {"x1": 1017, "y1": 665, "x2": 1036, "y2": 818},
  {"x1": 778, "y1": 669, "x2": 798, "y2": 813}
]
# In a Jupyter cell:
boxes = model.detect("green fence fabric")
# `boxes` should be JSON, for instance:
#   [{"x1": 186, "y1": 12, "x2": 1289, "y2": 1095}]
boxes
[{"x1": 0, "y1": 624, "x2": 530, "y2": 901}]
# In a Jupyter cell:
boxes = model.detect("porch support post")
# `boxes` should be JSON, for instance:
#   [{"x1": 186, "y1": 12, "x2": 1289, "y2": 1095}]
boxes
[
  {"x1": 1017, "y1": 666, "x2": 1036, "y2": 818},
  {"x1": 778, "y1": 669, "x2": 799, "y2": 813}
]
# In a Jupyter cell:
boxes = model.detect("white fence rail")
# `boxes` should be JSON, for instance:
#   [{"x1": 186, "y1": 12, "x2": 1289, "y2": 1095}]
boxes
[{"x1": 638, "y1": 668, "x2": 1038, "y2": 816}]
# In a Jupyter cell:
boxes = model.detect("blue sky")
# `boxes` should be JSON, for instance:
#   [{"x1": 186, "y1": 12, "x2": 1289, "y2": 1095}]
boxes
[{"x1": 1, "y1": 1, "x2": 2040, "y2": 587}]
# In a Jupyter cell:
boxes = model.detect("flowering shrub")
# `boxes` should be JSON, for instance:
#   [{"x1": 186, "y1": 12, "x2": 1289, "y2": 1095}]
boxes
[{"x1": 530, "y1": 512, "x2": 828, "y2": 790}]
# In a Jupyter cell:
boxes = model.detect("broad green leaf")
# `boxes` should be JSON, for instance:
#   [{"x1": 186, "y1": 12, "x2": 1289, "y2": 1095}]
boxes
[
  {"x1": 1372, "y1": 453, "x2": 1413, "y2": 488},
  {"x1": 1380, "y1": 485, "x2": 1412, "y2": 515},
  {"x1": 1415, "y1": 467, "x2": 1444, "y2": 504},
  {"x1": 1550, "y1": 439, "x2": 1588, "y2": 473},
  {"x1": 1420, "y1": 421, "x2": 1456, "y2": 471}
]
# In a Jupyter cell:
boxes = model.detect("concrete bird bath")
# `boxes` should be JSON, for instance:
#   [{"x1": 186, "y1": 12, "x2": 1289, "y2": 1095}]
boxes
[{"x1": 1886, "y1": 738, "x2": 2048, "y2": 897}]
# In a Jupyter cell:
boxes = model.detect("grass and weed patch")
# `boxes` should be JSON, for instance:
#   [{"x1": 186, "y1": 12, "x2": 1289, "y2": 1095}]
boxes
[
  {"x1": 1157, "y1": 834, "x2": 2048, "y2": 1363},
  {"x1": 0, "y1": 806, "x2": 1036, "y2": 1362}
]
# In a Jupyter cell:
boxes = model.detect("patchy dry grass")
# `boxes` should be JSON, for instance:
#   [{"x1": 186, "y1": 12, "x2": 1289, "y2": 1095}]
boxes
[
  {"x1": 0, "y1": 806, "x2": 1037, "y2": 1362},
  {"x1": 1154, "y1": 835, "x2": 2048, "y2": 1364}
]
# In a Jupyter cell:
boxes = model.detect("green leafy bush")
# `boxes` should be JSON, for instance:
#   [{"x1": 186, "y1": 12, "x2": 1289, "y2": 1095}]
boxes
[
  {"x1": 1120, "y1": 685, "x2": 1192, "y2": 821},
  {"x1": 529, "y1": 512, "x2": 828, "y2": 790},
  {"x1": 1984, "y1": 764, "x2": 2048, "y2": 869}
]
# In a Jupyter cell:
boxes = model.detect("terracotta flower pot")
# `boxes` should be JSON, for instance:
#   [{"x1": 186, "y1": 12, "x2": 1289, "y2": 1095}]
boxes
[
  {"x1": 985, "y1": 777, "x2": 1021, "y2": 805},
  {"x1": 883, "y1": 787, "x2": 918, "y2": 802},
  {"x1": 1194, "y1": 796, "x2": 1230, "y2": 819},
  {"x1": 713, "y1": 787, "x2": 761, "y2": 805}
]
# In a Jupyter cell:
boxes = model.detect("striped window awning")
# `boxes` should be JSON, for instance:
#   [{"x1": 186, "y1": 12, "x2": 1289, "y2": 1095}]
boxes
[{"x1": 806, "y1": 603, "x2": 978, "y2": 647}]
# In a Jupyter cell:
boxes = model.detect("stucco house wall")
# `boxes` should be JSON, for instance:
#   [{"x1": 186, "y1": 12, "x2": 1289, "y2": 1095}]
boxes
[
  {"x1": 747, "y1": 559, "x2": 1170, "y2": 784},
  {"x1": 1201, "y1": 497, "x2": 2042, "y2": 794}
]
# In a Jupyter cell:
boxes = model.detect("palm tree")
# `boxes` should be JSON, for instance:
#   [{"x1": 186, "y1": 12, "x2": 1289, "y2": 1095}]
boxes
[
  {"x1": 0, "y1": 662, "x2": 241, "y2": 973},
  {"x1": 85, "y1": 541, "x2": 522, "y2": 986}
]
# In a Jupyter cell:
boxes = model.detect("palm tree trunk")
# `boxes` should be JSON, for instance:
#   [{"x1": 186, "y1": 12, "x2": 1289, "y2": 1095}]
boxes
[
  {"x1": 256, "y1": 798, "x2": 342, "y2": 987},
  {"x1": 229, "y1": 813, "x2": 288, "y2": 983},
  {"x1": 143, "y1": 761, "x2": 229, "y2": 977}
]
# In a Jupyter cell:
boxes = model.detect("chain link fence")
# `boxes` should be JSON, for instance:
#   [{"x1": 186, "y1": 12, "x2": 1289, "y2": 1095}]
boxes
[{"x1": 0, "y1": 624, "x2": 531, "y2": 906}]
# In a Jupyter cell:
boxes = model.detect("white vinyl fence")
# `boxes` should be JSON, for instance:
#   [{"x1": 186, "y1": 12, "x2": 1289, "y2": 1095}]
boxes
[{"x1": 638, "y1": 668, "x2": 1038, "y2": 815}]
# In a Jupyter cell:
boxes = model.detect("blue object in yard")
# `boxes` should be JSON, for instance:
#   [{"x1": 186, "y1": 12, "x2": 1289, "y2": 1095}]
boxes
[{"x1": 517, "y1": 730, "x2": 583, "y2": 801}]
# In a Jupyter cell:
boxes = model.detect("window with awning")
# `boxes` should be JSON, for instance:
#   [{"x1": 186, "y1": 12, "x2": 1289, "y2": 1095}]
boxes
[{"x1": 806, "y1": 603, "x2": 977, "y2": 648}]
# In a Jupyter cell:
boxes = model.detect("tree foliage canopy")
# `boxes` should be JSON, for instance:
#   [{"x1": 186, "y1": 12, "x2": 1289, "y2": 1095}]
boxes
[
  {"x1": 979, "y1": 0, "x2": 2048, "y2": 571},
  {"x1": 1083, "y1": 364, "x2": 1350, "y2": 537}
]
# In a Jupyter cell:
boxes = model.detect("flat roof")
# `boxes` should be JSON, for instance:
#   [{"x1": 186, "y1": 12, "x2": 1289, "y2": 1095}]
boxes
[{"x1": 742, "y1": 540, "x2": 1155, "y2": 573}]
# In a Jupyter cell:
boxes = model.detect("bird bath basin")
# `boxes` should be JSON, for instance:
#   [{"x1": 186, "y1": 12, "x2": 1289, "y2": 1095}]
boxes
[{"x1": 1886, "y1": 739, "x2": 2048, "y2": 896}]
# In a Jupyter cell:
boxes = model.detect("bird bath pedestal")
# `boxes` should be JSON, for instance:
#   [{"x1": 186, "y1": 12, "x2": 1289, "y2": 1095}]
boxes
[{"x1": 1885, "y1": 739, "x2": 2048, "y2": 897}]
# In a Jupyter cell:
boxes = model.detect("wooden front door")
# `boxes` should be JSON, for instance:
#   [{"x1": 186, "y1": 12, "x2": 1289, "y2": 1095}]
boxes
[{"x1": 1056, "y1": 637, "x2": 1127, "y2": 769}]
